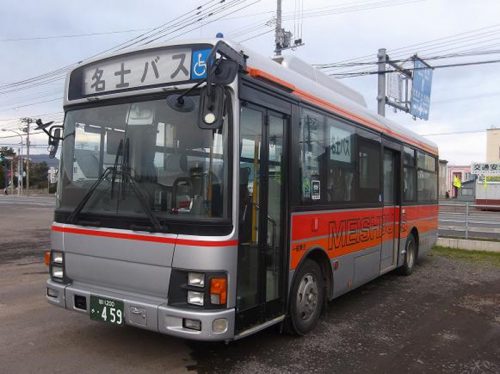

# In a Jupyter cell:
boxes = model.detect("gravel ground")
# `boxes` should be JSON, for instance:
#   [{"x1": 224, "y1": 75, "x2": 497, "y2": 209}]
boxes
[{"x1": 189, "y1": 254, "x2": 500, "y2": 374}]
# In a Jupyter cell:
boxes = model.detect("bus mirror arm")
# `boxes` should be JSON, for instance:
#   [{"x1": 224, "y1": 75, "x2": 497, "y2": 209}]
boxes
[{"x1": 36, "y1": 119, "x2": 65, "y2": 159}]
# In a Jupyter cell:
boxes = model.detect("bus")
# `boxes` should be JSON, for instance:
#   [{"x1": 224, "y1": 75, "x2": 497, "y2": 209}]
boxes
[{"x1": 44, "y1": 38, "x2": 438, "y2": 341}]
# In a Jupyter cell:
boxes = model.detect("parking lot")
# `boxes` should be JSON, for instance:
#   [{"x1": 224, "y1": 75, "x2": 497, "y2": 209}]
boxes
[{"x1": 0, "y1": 196, "x2": 499, "y2": 373}]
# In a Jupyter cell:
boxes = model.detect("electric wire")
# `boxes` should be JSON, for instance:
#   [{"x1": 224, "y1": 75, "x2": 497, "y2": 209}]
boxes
[
  {"x1": 0, "y1": 0, "x2": 229, "y2": 93},
  {"x1": 330, "y1": 58, "x2": 500, "y2": 78},
  {"x1": 316, "y1": 49, "x2": 500, "y2": 69},
  {"x1": 319, "y1": 23, "x2": 500, "y2": 69},
  {"x1": 0, "y1": 0, "x2": 254, "y2": 118},
  {"x1": 0, "y1": 28, "x2": 151, "y2": 42}
]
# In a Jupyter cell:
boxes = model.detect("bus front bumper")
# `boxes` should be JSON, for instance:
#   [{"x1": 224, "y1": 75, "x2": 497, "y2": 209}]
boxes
[{"x1": 46, "y1": 279, "x2": 235, "y2": 341}]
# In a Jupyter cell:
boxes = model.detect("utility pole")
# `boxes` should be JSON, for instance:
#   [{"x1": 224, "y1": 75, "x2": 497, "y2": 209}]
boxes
[
  {"x1": 9, "y1": 157, "x2": 14, "y2": 194},
  {"x1": 377, "y1": 48, "x2": 387, "y2": 117},
  {"x1": 273, "y1": 0, "x2": 303, "y2": 59},
  {"x1": 18, "y1": 146, "x2": 22, "y2": 195},
  {"x1": 21, "y1": 117, "x2": 33, "y2": 195},
  {"x1": 274, "y1": 0, "x2": 283, "y2": 57},
  {"x1": 377, "y1": 48, "x2": 417, "y2": 117}
]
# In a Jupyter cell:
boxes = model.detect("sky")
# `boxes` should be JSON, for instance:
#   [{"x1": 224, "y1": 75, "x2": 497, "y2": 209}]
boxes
[{"x1": 1, "y1": 0, "x2": 499, "y2": 165}]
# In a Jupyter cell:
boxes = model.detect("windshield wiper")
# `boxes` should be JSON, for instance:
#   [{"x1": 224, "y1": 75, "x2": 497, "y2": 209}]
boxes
[
  {"x1": 119, "y1": 168, "x2": 163, "y2": 232},
  {"x1": 110, "y1": 139, "x2": 124, "y2": 200},
  {"x1": 67, "y1": 167, "x2": 114, "y2": 224},
  {"x1": 68, "y1": 138, "x2": 163, "y2": 232},
  {"x1": 118, "y1": 138, "x2": 163, "y2": 232}
]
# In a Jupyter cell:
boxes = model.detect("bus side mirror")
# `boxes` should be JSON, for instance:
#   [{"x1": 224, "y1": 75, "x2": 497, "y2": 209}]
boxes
[
  {"x1": 48, "y1": 128, "x2": 61, "y2": 159},
  {"x1": 198, "y1": 85, "x2": 225, "y2": 130},
  {"x1": 211, "y1": 60, "x2": 238, "y2": 85}
]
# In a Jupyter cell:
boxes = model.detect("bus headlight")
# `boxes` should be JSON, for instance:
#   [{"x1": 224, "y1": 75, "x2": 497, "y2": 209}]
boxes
[
  {"x1": 168, "y1": 270, "x2": 228, "y2": 308},
  {"x1": 51, "y1": 265, "x2": 64, "y2": 280},
  {"x1": 187, "y1": 290, "x2": 204, "y2": 306},
  {"x1": 52, "y1": 251, "x2": 64, "y2": 264},
  {"x1": 49, "y1": 250, "x2": 68, "y2": 283},
  {"x1": 188, "y1": 272, "x2": 205, "y2": 288}
]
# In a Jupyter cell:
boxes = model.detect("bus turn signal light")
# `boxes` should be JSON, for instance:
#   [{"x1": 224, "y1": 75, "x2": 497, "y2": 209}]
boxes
[
  {"x1": 210, "y1": 277, "x2": 227, "y2": 305},
  {"x1": 44, "y1": 251, "x2": 51, "y2": 266}
]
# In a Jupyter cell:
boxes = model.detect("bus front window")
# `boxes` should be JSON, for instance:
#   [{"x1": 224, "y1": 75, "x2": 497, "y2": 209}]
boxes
[{"x1": 58, "y1": 94, "x2": 229, "y2": 225}]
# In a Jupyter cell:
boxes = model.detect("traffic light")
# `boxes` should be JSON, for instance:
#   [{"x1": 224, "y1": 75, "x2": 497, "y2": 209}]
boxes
[{"x1": 0, "y1": 154, "x2": 4, "y2": 164}]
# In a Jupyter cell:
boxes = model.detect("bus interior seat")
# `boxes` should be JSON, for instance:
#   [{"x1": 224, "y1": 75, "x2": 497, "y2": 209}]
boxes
[{"x1": 157, "y1": 154, "x2": 188, "y2": 186}]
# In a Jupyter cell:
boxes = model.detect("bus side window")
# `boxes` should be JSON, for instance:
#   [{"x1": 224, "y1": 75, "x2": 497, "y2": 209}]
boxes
[
  {"x1": 299, "y1": 109, "x2": 326, "y2": 202},
  {"x1": 327, "y1": 118, "x2": 356, "y2": 202},
  {"x1": 358, "y1": 137, "x2": 381, "y2": 203}
]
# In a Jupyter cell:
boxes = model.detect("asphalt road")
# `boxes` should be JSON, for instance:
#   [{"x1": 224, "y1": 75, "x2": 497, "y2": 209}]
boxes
[
  {"x1": 439, "y1": 202, "x2": 500, "y2": 240},
  {"x1": 0, "y1": 197, "x2": 499, "y2": 373},
  {"x1": 0, "y1": 194, "x2": 55, "y2": 207}
]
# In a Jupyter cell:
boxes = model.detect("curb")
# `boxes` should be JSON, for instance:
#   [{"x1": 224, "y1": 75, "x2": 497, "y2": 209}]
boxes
[{"x1": 437, "y1": 237, "x2": 500, "y2": 253}]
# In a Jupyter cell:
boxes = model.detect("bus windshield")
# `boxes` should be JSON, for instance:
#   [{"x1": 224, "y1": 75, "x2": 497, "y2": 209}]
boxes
[{"x1": 58, "y1": 94, "x2": 230, "y2": 225}]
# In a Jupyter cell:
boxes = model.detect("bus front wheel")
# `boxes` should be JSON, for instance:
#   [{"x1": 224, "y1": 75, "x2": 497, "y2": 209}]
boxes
[
  {"x1": 286, "y1": 259, "x2": 325, "y2": 335},
  {"x1": 398, "y1": 233, "x2": 417, "y2": 276}
]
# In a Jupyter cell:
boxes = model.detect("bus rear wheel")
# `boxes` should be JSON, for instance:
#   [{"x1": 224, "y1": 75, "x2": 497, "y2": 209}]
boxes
[
  {"x1": 398, "y1": 233, "x2": 417, "y2": 276},
  {"x1": 286, "y1": 259, "x2": 324, "y2": 335}
]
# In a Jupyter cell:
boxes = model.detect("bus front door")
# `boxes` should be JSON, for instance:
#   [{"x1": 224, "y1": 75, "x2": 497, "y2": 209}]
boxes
[
  {"x1": 236, "y1": 103, "x2": 287, "y2": 334},
  {"x1": 381, "y1": 147, "x2": 401, "y2": 272}
]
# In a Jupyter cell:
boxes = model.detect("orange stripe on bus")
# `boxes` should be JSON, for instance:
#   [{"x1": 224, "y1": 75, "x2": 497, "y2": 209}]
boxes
[
  {"x1": 246, "y1": 67, "x2": 438, "y2": 156},
  {"x1": 290, "y1": 205, "x2": 438, "y2": 269}
]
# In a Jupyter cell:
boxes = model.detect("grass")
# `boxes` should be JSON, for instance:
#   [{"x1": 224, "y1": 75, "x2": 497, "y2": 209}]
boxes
[{"x1": 431, "y1": 246, "x2": 500, "y2": 268}]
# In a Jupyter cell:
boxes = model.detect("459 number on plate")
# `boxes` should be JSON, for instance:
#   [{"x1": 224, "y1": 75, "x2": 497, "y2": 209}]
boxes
[{"x1": 90, "y1": 295, "x2": 124, "y2": 326}]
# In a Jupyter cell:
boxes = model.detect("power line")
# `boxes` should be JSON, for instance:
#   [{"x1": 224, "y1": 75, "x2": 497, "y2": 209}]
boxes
[
  {"x1": 321, "y1": 23, "x2": 500, "y2": 67},
  {"x1": 0, "y1": 0, "x2": 230, "y2": 93},
  {"x1": 0, "y1": 111, "x2": 63, "y2": 123},
  {"x1": 0, "y1": 28, "x2": 150, "y2": 42},
  {"x1": 330, "y1": 58, "x2": 500, "y2": 78},
  {"x1": 0, "y1": 97, "x2": 63, "y2": 111},
  {"x1": 238, "y1": 29, "x2": 273, "y2": 43},
  {"x1": 0, "y1": 1, "x2": 256, "y2": 118},
  {"x1": 319, "y1": 23, "x2": 500, "y2": 75},
  {"x1": 230, "y1": 0, "x2": 426, "y2": 43},
  {"x1": 0, "y1": 131, "x2": 45, "y2": 140},
  {"x1": 315, "y1": 49, "x2": 500, "y2": 69},
  {"x1": 143, "y1": 0, "x2": 259, "y2": 46}
]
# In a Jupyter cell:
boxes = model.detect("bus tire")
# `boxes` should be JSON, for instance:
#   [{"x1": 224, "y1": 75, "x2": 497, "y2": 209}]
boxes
[
  {"x1": 398, "y1": 233, "x2": 417, "y2": 276},
  {"x1": 286, "y1": 259, "x2": 324, "y2": 336}
]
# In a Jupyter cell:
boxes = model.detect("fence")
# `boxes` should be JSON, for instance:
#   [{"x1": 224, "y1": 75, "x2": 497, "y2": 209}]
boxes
[{"x1": 439, "y1": 202, "x2": 500, "y2": 240}]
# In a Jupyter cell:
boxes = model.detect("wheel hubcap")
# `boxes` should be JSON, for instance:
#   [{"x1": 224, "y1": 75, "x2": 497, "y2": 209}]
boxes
[{"x1": 296, "y1": 273, "x2": 319, "y2": 321}]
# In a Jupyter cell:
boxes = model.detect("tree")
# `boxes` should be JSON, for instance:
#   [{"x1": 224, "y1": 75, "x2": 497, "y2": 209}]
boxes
[
  {"x1": 0, "y1": 147, "x2": 16, "y2": 159},
  {"x1": 31, "y1": 161, "x2": 49, "y2": 189}
]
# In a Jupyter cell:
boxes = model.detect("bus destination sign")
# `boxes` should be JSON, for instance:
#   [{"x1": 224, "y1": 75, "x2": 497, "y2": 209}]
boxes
[{"x1": 81, "y1": 47, "x2": 212, "y2": 96}]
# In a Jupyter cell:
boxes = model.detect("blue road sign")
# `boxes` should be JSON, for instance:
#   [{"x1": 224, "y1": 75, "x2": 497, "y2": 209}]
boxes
[
  {"x1": 191, "y1": 49, "x2": 211, "y2": 80},
  {"x1": 410, "y1": 59, "x2": 433, "y2": 120}
]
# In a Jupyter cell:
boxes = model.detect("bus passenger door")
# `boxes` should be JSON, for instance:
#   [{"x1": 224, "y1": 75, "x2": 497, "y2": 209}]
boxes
[
  {"x1": 236, "y1": 103, "x2": 287, "y2": 334},
  {"x1": 381, "y1": 147, "x2": 401, "y2": 273}
]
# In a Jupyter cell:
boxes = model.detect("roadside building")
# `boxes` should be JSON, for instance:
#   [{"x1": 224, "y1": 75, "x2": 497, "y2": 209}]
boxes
[
  {"x1": 486, "y1": 127, "x2": 500, "y2": 162},
  {"x1": 439, "y1": 159, "x2": 448, "y2": 198},
  {"x1": 472, "y1": 162, "x2": 500, "y2": 206}
]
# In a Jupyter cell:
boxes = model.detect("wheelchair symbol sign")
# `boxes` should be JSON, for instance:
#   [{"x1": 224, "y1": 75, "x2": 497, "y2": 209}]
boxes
[{"x1": 191, "y1": 49, "x2": 211, "y2": 80}]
